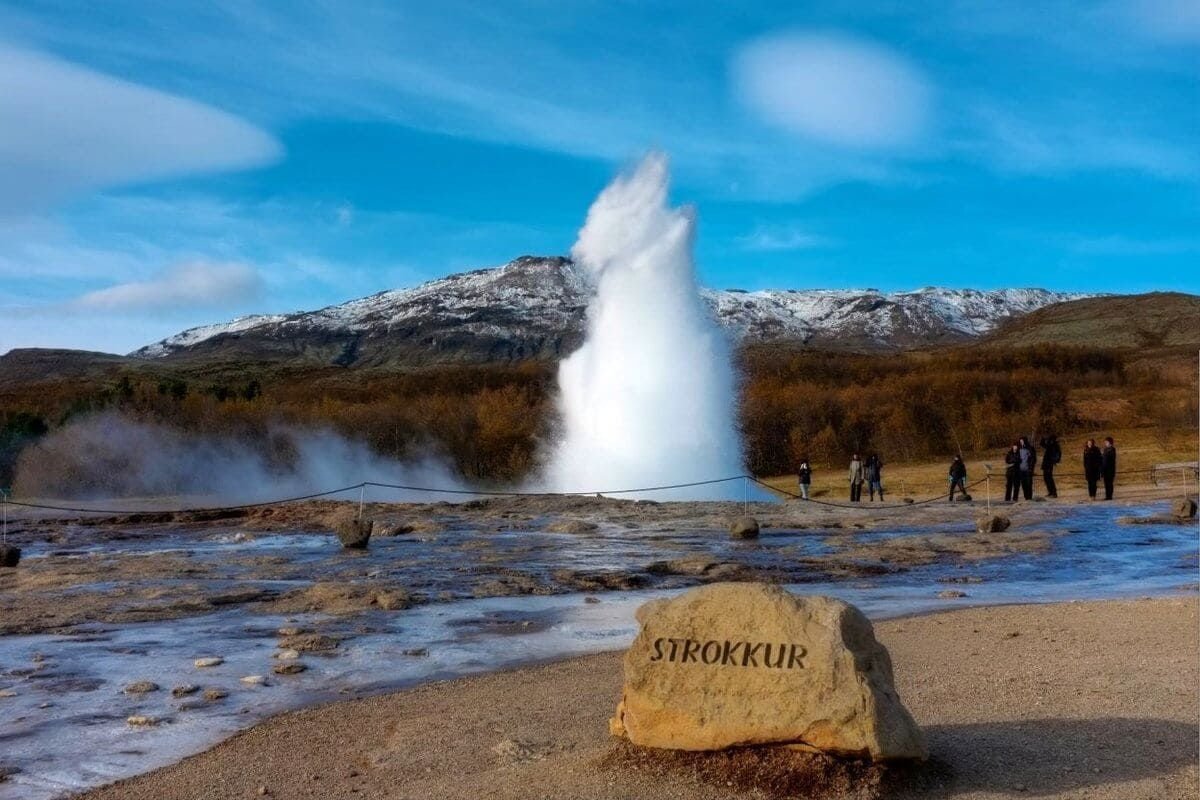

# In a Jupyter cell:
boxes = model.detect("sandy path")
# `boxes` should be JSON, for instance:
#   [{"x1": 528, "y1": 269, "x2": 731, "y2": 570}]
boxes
[{"x1": 79, "y1": 596, "x2": 1198, "y2": 800}]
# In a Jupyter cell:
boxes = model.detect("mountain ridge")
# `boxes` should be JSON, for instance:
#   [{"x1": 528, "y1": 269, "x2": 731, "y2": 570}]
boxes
[{"x1": 128, "y1": 256, "x2": 1098, "y2": 367}]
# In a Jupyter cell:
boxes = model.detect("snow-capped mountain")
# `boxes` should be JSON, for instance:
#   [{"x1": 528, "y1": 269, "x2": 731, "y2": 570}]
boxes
[{"x1": 131, "y1": 256, "x2": 1091, "y2": 366}]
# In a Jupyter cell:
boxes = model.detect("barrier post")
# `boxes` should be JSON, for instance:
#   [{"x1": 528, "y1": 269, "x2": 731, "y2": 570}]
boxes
[
  {"x1": 743, "y1": 476, "x2": 750, "y2": 514},
  {"x1": 358, "y1": 484, "x2": 365, "y2": 521},
  {"x1": 2, "y1": 489, "x2": 7, "y2": 545},
  {"x1": 985, "y1": 469, "x2": 992, "y2": 514}
]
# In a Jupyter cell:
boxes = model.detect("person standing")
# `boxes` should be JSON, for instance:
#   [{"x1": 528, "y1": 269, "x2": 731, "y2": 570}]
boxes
[
  {"x1": 797, "y1": 457, "x2": 812, "y2": 501},
  {"x1": 864, "y1": 454, "x2": 885, "y2": 501},
  {"x1": 948, "y1": 454, "x2": 968, "y2": 501},
  {"x1": 1083, "y1": 438, "x2": 1103, "y2": 499},
  {"x1": 1004, "y1": 443, "x2": 1021, "y2": 502},
  {"x1": 848, "y1": 453, "x2": 864, "y2": 502},
  {"x1": 1017, "y1": 436, "x2": 1037, "y2": 500},
  {"x1": 1101, "y1": 437, "x2": 1118, "y2": 500},
  {"x1": 1040, "y1": 435, "x2": 1061, "y2": 498}
]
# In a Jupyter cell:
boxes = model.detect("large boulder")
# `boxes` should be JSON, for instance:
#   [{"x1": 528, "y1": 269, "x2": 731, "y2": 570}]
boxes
[
  {"x1": 1172, "y1": 497, "x2": 1197, "y2": 520},
  {"x1": 728, "y1": 517, "x2": 760, "y2": 540},
  {"x1": 609, "y1": 583, "x2": 926, "y2": 761},
  {"x1": 334, "y1": 518, "x2": 373, "y2": 549},
  {"x1": 976, "y1": 515, "x2": 1011, "y2": 533}
]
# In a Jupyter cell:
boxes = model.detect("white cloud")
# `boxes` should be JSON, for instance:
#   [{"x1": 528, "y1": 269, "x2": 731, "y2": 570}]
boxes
[
  {"x1": 0, "y1": 44, "x2": 281, "y2": 214},
  {"x1": 72, "y1": 261, "x2": 263, "y2": 312},
  {"x1": 737, "y1": 224, "x2": 831, "y2": 252},
  {"x1": 731, "y1": 32, "x2": 933, "y2": 150}
]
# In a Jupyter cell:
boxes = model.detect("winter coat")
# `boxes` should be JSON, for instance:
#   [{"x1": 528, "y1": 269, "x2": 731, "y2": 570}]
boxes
[
  {"x1": 1040, "y1": 439, "x2": 1062, "y2": 469},
  {"x1": 848, "y1": 459, "x2": 864, "y2": 484},
  {"x1": 1101, "y1": 445, "x2": 1118, "y2": 478},
  {"x1": 798, "y1": 463, "x2": 812, "y2": 485},
  {"x1": 1083, "y1": 445, "x2": 1103, "y2": 480},
  {"x1": 1018, "y1": 445, "x2": 1037, "y2": 473},
  {"x1": 863, "y1": 458, "x2": 882, "y2": 483},
  {"x1": 949, "y1": 459, "x2": 967, "y2": 480},
  {"x1": 1005, "y1": 450, "x2": 1020, "y2": 476}
]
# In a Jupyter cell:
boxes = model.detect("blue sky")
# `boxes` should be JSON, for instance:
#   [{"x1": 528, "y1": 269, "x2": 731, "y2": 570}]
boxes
[{"x1": 1, "y1": 0, "x2": 1197, "y2": 354}]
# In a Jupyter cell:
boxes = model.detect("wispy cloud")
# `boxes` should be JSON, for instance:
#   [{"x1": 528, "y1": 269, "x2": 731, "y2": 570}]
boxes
[
  {"x1": 0, "y1": 44, "x2": 281, "y2": 215},
  {"x1": 731, "y1": 32, "x2": 933, "y2": 150},
  {"x1": 71, "y1": 261, "x2": 262, "y2": 311},
  {"x1": 737, "y1": 224, "x2": 832, "y2": 253}
]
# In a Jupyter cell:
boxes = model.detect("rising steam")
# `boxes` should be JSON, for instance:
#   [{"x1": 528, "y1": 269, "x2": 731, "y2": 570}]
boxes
[{"x1": 546, "y1": 154, "x2": 745, "y2": 499}]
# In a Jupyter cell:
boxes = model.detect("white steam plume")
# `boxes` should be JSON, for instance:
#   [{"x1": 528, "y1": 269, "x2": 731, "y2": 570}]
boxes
[
  {"x1": 546, "y1": 154, "x2": 745, "y2": 499},
  {"x1": 13, "y1": 412, "x2": 464, "y2": 505}
]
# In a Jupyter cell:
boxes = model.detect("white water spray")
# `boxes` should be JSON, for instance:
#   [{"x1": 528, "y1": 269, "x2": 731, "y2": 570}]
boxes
[{"x1": 547, "y1": 154, "x2": 745, "y2": 499}]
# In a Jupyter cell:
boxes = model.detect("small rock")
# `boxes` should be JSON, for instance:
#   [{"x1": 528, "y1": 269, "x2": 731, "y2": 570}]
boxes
[
  {"x1": 274, "y1": 649, "x2": 301, "y2": 661},
  {"x1": 277, "y1": 627, "x2": 304, "y2": 637},
  {"x1": 401, "y1": 648, "x2": 428, "y2": 657},
  {"x1": 0, "y1": 545, "x2": 20, "y2": 568},
  {"x1": 123, "y1": 680, "x2": 160, "y2": 695},
  {"x1": 583, "y1": 596, "x2": 601, "y2": 604},
  {"x1": 240, "y1": 675, "x2": 269, "y2": 686},
  {"x1": 204, "y1": 688, "x2": 229, "y2": 701},
  {"x1": 126, "y1": 715, "x2": 157, "y2": 727},
  {"x1": 937, "y1": 590, "x2": 968, "y2": 599},
  {"x1": 976, "y1": 515, "x2": 1011, "y2": 533},
  {"x1": 278, "y1": 634, "x2": 339, "y2": 652},
  {"x1": 0, "y1": 764, "x2": 20, "y2": 782},
  {"x1": 728, "y1": 516, "x2": 760, "y2": 540},
  {"x1": 257, "y1": 786, "x2": 270, "y2": 796},
  {"x1": 334, "y1": 518, "x2": 373, "y2": 549},
  {"x1": 0, "y1": 689, "x2": 17, "y2": 699},
  {"x1": 273, "y1": 662, "x2": 307, "y2": 675},
  {"x1": 171, "y1": 684, "x2": 199, "y2": 697},
  {"x1": 194, "y1": 657, "x2": 224, "y2": 668},
  {"x1": 1172, "y1": 497, "x2": 1197, "y2": 519}
]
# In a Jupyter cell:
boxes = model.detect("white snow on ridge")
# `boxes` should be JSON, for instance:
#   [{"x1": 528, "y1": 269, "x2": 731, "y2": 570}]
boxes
[{"x1": 130, "y1": 257, "x2": 1093, "y2": 357}]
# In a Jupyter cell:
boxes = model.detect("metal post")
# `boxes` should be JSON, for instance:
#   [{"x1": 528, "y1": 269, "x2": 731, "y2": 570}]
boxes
[
  {"x1": 2, "y1": 489, "x2": 7, "y2": 545},
  {"x1": 743, "y1": 476, "x2": 750, "y2": 514},
  {"x1": 986, "y1": 471, "x2": 992, "y2": 514},
  {"x1": 358, "y1": 484, "x2": 365, "y2": 521}
]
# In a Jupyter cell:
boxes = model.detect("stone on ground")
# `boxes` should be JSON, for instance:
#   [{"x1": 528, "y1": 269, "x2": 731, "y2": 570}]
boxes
[
  {"x1": 1172, "y1": 497, "x2": 1197, "y2": 519},
  {"x1": 976, "y1": 515, "x2": 1011, "y2": 533},
  {"x1": 610, "y1": 583, "x2": 926, "y2": 761},
  {"x1": 335, "y1": 518, "x2": 373, "y2": 549},
  {"x1": 0, "y1": 545, "x2": 20, "y2": 568},
  {"x1": 728, "y1": 517, "x2": 760, "y2": 540}
]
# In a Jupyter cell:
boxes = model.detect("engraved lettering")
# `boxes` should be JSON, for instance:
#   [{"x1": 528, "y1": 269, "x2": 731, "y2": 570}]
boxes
[
  {"x1": 700, "y1": 641, "x2": 721, "y2": 664},
  {"x1": 650, "y1": 638, "x2": 664, "y2": 662},
  {"x1": 681, "y1": 639, "x2": 701, "y2": 663}
]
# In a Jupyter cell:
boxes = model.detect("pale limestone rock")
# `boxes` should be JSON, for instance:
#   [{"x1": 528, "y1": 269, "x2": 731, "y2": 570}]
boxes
[{"x1": 609, "y1": 583, "x2": 925, "y2": 761}]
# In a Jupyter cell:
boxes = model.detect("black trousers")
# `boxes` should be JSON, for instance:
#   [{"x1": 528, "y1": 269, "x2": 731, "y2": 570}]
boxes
[
  {"x1": 1103, "y1": 473, "x2": 1114, "y2": 500},
  {"x1": 949, "y1": 477, "x2": 965, "y2": 500},
  {"x1": 1043, "y1": 467, "x2": 1057, "y2": 497},
  {"x1": 850, "y1": 482, "x2": 862, "y2": 502},
  {"x1": 1086, "y1": 477, "x2": 1098, "y2": 498},
  {"x1": 1005, "y1": 473, "x2": 1020, "y2": 501},
  {"x1": 1021, "y1": 471, "x2": 1034, "y2": 500}
]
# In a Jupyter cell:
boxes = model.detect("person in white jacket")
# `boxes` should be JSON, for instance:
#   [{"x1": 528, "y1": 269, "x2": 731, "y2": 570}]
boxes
[{"x1": 848, "y1": 454, "x2": 864, "y2": 502}]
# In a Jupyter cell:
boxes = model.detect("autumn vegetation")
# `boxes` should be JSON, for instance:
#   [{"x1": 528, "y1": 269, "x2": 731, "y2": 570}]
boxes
[{"x1": 1, "y1": 343, "x2": 1195, "y2": 495}]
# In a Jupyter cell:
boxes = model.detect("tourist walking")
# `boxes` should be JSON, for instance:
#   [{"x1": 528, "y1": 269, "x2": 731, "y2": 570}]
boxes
[
  {"x1": 1101, "y1": 437, "x2": 1118, "y2": 500},
  {"x1": 948, "y1": 455, "x2": 968, "y2": 501},
  {"x1": 1083, "y1": 439, "x2": 1103, "y2": 499},
  {"x1": 864, "y1": 454, "x2": 884, "y2": 501},
  {"x1": 848, "y1": 453, "x2": 864, "y2": 502},
  {"x1": 1040, "y1": 435, "x2": 1061, "y2": 498},
  {"x1": 797, "y1": 457, "x2": 812, "y2": 501},
  {"x1": 1004, "y1": 443, "x2": 1021, "y2": 501},
  {"x1": 1017, "y1": 436, "x2": 1037, "y2": 500}
]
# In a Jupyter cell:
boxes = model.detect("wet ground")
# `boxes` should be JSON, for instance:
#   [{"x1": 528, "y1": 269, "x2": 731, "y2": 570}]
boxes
[{"x1": 0, "y1": 496, "x2": 1196, "y2": 798}]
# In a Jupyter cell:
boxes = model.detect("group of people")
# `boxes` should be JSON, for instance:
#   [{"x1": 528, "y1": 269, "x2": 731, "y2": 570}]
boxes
[
  {"x1": 796, "y1": 435, "x2": 1120, "y2": 504},
  {"x1": 962, "y1": 434, "x2": 1118, "y2": 502}
]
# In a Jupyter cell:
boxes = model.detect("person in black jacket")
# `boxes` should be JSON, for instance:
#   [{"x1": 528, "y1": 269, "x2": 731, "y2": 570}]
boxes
[
  {"x1": 1039, "y1": 435, "x2": 1062, "y2": 498},
  {"x1": 1017, "y1": 436, "x2": 1037, "y2": 500},
  {"x1": 1101, "y1": 437, "x2": 1118, "y2": 500},
  {"x1": 1004, "y1": 442, "x2": 1021, "y2": 501},
  {"x1": 948, "y1": 454, "x2": 968, "y2": 501},
  {"x1": 1083, "y1": 438, "x2": 1103, "y2": 500},
  {"x1": 797, "y1": 457, "x2": 812, "y2": 501},
  {"x1": 864, "y1": 454, "x2": 884, "y2": 501}
]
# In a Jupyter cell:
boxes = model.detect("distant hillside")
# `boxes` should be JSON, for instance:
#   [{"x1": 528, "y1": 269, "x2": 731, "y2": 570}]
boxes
[
  {"x1": 127, "y1": 255, "x2": 1089, "y2": 368},
  {"x1": 984, "y1": 292, "x2": 1200, "y2": 349}
]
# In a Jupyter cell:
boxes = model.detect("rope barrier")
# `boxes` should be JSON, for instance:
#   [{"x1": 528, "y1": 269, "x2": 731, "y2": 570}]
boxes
[{"x1": 0, "y1": 466, "x2": 1188, "y2": 519}]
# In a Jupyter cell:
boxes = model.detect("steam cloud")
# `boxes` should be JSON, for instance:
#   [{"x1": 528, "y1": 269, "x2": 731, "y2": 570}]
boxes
[
  {"x1": 546, "y1": 154, "x2": 746, "y2": 499},
  {"x1": 13, "y1": 412, "x2": 463, "y2": 504}
]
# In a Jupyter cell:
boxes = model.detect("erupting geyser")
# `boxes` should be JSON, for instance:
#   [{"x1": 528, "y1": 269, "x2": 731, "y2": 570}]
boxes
[{"x1": 547, "y1": 154, "x2": 744, "y2": 498}]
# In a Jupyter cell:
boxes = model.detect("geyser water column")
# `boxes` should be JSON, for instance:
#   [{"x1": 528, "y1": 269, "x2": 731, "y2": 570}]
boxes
[{"x1": 548, "y1": 154, "x2": 745, "y2": 499}]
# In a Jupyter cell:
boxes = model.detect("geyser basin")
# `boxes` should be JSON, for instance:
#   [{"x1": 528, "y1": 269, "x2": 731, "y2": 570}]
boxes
[{"x1": 548, "y1": 155, "x2": 745, "y2": 500}]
